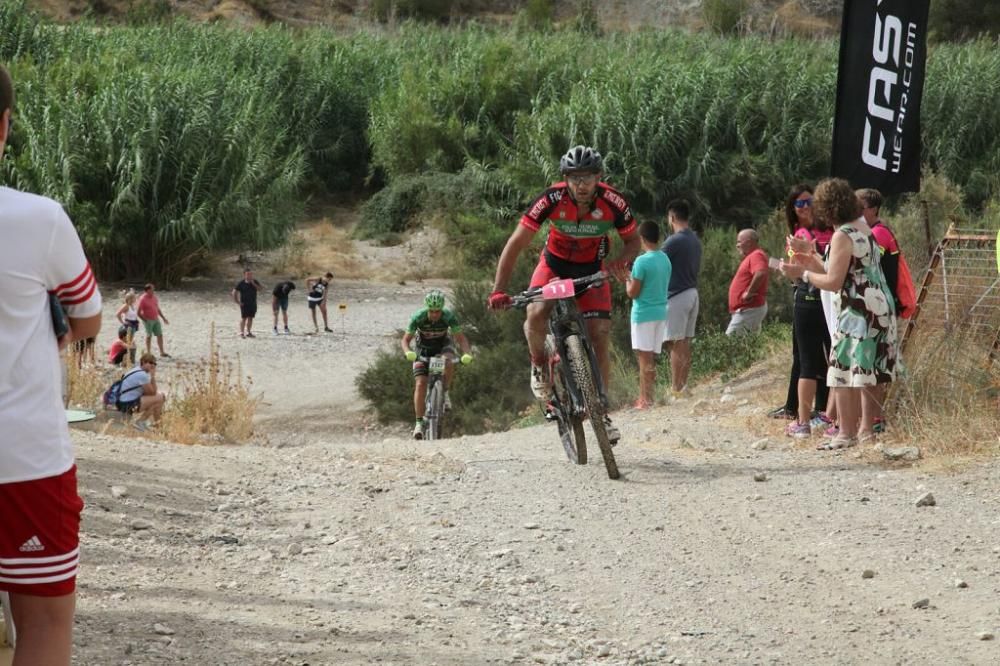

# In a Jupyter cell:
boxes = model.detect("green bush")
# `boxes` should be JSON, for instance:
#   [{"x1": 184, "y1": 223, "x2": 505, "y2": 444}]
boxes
[
  {"x1": 695, "y1": 226, "x2": 742, "y2": 332},
  {"x1": 930, "y1": 1, "x2": 1000, "y2": 41},
  {"x1": 702, "y1": 0, "x2": 750, "y2": 35},
  {"x1": 370, "y1": 0, "x2": 454, "y2": 24},
  {"x1": 517, "y1": 0, "x2": 554, "y2": 32}
]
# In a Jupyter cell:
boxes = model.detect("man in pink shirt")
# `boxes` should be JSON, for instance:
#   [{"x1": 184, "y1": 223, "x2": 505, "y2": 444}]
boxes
[
  {"x1": 136, "y1": 282, "x2": 170, "y2": 357},
  {"x1": 725, "y1": 229, "x2": 769, "y2": 335}
]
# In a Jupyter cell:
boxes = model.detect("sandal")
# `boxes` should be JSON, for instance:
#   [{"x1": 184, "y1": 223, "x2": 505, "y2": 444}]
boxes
[
  {"x1": 817, "y1": 434, "x2": 858, "y2": 450},
  {"x1": 858, "y1": 432, "x2": 878, "y2": 446}
]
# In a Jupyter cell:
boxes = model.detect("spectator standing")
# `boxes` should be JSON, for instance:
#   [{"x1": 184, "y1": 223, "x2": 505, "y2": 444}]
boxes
[
  {"x1": 660, "y1": 199, "x2": 701, "y2": 399},
  {"x1": 271, "y1": 279, "x2": 295, "y2": 335},
  {"x1": 857, "y1": 188, "x2": 902, "y2": 434},
  {"x1": 626, "y1": 221, "x2": 672, "y2": 408},
  {"x1": 115, "y1": 290, "x2": 139, "y2": 363},
  {"x1": 115, "y1": 353, "x2": 166, "y2": 430},
  {"x1": 232, "y1": 268, "x2": 262, "y2": 338},
  {"x1": 137, "y1": 283, "x2": 170, "y2": 357},
  {"x1": 725, "y1": 229, "x2": 769, "y2": 335},
  {"x1": 768, "y1": 185, "x2": 834, "y2": 438},
  {"x1": 0, "y1": 64, "x2": 103, "y2": 666},
  {"x1": 306, "y1": 272, "x2": 334, "y2": 334},
  {"x1": 781, "y1": 178, "x2": 898, "y2": 449}
]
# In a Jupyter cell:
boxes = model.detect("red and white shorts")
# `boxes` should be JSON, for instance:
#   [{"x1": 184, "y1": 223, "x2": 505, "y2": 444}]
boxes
[{"x1": 0, "y1": 466, "x2": 83, "y2": 597}]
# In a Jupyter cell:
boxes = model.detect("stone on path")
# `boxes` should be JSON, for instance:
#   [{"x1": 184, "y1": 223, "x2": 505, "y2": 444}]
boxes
[
  {"x1": 912, "y1": 598, "x2": 930, "y2": 609},
  {"x1": 152, "y1": 623, "x2": 175, "y2": 636},
  {"x1": 753, "y1": 472, "x2": 768, "y2": 482},
  {"x1": 861, "y1": 569, "x2": 875, "y2": 579},
  {"x1": 977, "y1": 632, "x2": 995, "y2": 641},
  {"x1": 110, "y1": 485, "x2": 129, "y2": 498},
  {"x1": 751, "y1": 439, "x2": 768, "y2": 451},
  {"x1": 883, "y1": 446, "x2": 920, "y2": 461},
  {"x1": 915, "y1": 492, "x2": 936, "y2": 507}
]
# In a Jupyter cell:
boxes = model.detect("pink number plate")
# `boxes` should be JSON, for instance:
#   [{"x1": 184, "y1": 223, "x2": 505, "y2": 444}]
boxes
[{"x1": 541, "y1": 278, "x2": 575, "y2": 300}]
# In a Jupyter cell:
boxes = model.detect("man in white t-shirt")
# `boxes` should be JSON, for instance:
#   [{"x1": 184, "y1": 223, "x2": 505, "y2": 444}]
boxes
[{"x1": 0, "y1": 65, "x2": 102, "y2": 666}]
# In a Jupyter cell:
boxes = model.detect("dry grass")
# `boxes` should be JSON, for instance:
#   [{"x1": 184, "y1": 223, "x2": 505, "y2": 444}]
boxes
[
  {"x1": 63, "y1": 352, "x2": 113, "y2": 410},
  {"x1": 272, "y1": 217, "x2": 366, "y2": 280},
  {"x1": 890, "y1": 328, "x2": 1000, "y2": 459},
  {"x1": 158, "y1": 326, "x2": 259, "y2": 445}
]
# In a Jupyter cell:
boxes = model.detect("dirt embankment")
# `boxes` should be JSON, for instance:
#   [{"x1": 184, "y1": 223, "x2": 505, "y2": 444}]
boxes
[{"x1": 56, "y1": 250, "x2": 1000, "y2": 664}]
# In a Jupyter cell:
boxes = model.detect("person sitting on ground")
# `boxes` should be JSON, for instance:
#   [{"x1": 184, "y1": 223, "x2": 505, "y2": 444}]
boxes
[
  {"x1": 108, "y1": 325, "x2": 132, "y2": 366},
  {"x1": 625, "y1": 220, "x2": 672, "y2": 409},
  {"x1": 402, "y1": 289, "x2": 473, "y2": 440},
  {"x1": 306, "y1": 272, "x2": 334, "y2": 333},
  {"x1": 725, "y1": 229, "x2": 769, "y2": 336},
  {"x1": 116, "y1": 353, "x2": 166, "y2": 429},
  {"x1": 271, "y1": 278, "x2": 296, "y2": 335}
]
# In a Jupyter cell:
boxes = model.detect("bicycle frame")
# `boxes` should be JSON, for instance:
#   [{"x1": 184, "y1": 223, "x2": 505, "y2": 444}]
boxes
[{"x1": 512, "y1": 272, "x2": 610, "y2": 414}]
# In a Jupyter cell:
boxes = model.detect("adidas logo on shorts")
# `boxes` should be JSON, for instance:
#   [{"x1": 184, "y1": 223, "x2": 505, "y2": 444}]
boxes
[{"x1": 18, "y1": 536, "x2": 45, "y2": 552}]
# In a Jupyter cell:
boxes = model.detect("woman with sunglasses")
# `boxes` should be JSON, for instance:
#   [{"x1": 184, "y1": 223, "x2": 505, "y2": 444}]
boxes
[{"x1": 771, "y1": 184, "x2": 834, "y2": 438}]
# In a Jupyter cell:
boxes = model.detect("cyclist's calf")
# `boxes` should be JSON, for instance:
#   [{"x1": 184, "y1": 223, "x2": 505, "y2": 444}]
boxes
[{"x1": 524, "y1": 300, "x2": 555, "y2": 365}]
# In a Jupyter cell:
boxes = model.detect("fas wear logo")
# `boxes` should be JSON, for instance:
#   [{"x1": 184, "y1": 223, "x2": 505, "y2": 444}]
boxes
[
  {"x1": 862, "y1": 3, "x2": 920, "y2": 173},
  {"x1": 19, "y1": 536, "x2": 45, "y2": 552}
]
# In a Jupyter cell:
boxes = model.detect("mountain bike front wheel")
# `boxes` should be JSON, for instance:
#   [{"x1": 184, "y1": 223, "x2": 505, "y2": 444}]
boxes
[
  {"x1": 547, "y1": 336, "x2": 586, "y2": 464},
  {"x1": 565, "y1": 335, "x2": 619, "y2": 480},
  {"x1": 424, "y1": 378, "x2": 445, "y2": 441}
]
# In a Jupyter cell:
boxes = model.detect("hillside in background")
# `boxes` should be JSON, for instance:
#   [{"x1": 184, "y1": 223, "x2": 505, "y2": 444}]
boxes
[{"x1": 27, "y1": 0, "x2": 842, "y2": 33}]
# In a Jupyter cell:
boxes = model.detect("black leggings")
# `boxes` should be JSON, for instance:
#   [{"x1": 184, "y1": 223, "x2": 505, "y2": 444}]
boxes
[{"x1": 783, "y1": 299, "x2": 830, "y2": 413}]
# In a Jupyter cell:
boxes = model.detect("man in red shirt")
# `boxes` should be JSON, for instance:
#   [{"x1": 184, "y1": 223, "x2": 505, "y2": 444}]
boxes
[{"x1": 725, "y1": 229, "x2": 769, "y2": 335}]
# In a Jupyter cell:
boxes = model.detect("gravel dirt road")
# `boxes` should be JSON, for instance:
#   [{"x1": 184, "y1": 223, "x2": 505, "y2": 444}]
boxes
[{"x1": 58, "y1": 276, "x2": 1000, "y2": 665}]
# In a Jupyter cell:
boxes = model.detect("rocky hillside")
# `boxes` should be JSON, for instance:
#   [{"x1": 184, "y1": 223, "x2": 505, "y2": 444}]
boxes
[{"x1": 27, "y1": 0, "x2": 841, "y2": 33}]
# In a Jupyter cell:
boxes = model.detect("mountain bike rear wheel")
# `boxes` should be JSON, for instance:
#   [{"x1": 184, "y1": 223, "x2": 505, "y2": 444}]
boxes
[
  {"x1": 565, "y1": 335, "x2": 619, "y2": 479},
  {"x1": 425, "y1": 379, "x2": 444, "y2": 441}
]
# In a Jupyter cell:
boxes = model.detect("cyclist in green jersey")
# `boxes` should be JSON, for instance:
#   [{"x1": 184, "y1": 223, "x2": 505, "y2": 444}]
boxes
[{"x1": 401, "y1": 290, "x2": 473, "y2": 439}]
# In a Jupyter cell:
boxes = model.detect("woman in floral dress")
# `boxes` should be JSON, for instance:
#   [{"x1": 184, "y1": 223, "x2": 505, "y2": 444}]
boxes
[{"x1": 780, "y1": 178, "x2": 898, "y2": 449}]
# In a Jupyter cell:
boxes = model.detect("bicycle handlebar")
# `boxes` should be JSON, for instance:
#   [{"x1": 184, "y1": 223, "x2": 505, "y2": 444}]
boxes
[{"x1": 510, "y1": 271, "x2": 608, "y2": 310}]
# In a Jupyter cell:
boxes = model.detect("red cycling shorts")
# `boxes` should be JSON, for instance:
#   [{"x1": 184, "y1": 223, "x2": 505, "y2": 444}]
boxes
[
  {"x1": 529, "y1": 254, "x2": 611, "y2": 319},
  {"x1": 0, "y1": 465, "x2": 83, "y2": 597}
]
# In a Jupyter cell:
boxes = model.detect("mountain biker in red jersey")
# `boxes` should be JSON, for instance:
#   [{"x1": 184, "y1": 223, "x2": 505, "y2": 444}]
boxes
[{"x1": 488, "y1": 145, "x2": 640, "y2": 443}]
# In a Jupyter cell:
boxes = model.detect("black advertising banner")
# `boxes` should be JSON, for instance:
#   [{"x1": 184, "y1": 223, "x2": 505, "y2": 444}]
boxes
[{"x1": 831, "y1": 0, "x2": 930, "y2": 195}]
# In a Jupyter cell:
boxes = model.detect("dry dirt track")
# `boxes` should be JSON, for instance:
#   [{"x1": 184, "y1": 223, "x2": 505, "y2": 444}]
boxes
[{"x1": 55, "y1": 279, "x2": 1000, "y2": 665}]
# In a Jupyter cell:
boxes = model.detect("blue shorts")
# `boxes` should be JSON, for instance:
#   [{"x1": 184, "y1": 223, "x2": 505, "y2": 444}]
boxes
[{"x1": 273, "y1": 295, "x2": 289, "y2": 312}]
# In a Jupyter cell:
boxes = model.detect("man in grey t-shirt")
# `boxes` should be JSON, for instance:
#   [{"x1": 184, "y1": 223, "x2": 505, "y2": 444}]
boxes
[{"x1": 660, "y1": 199, "x2": 702, "y2": 398}]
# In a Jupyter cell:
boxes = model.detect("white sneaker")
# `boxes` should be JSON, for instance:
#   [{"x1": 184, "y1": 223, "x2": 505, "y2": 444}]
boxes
[
  {"x1": 530, "y1": 364, "x2": 551, "y2": 400},
  {"x1": 412, "y1": 422, "x2": 424, "y2": 440},
  {"x1": 444, "y1": 392, "x2": 452, "y2": 412},
  {"x1": 284, "y1": 328, "x2": 291, "y2": 335},
  {"x1": 273, "y1": 327, "x2": 279, "y2": 336},
  {"x1": 604, "y1": 416, "x2": 621, "y2": 445}
]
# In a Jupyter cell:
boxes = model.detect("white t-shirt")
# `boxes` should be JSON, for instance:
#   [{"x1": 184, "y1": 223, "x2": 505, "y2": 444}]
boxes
[{"x1": 0, "y1": 186, "x2": 102, "y2": 483}]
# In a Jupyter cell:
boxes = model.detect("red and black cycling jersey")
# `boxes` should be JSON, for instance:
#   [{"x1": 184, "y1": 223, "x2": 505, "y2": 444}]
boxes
[{"x1": 519, "y1": 182, "x2": 637, "y2": 265}]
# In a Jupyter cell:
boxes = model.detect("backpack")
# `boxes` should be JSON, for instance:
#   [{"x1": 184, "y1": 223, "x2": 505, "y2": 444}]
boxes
[
  {"x1": 896, "y1": 253, "x2": 917, "y2": 319},
  {"x1": 102, "y1": 368, "x2": 142, "y2": 408},
  {"x1": 873, "y1": 221, "x2": 917, "y2": 318}
]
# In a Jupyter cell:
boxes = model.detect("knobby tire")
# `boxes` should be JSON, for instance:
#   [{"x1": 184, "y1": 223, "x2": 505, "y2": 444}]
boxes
[
  {"x1": 425, "y1": 379, "x2": 444, "y2": 441},
  {"x1": 565, "y1": 335, "x2": 619, "y2": 480},
  {"x1": 547, "y1": 336, "x2": 586, "y2": 464}
]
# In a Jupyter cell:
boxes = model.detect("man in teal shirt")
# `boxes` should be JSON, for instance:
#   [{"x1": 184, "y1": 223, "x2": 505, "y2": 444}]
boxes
[{"x1": 625, "y1": 221, "x2": 672, "y2": 408}]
